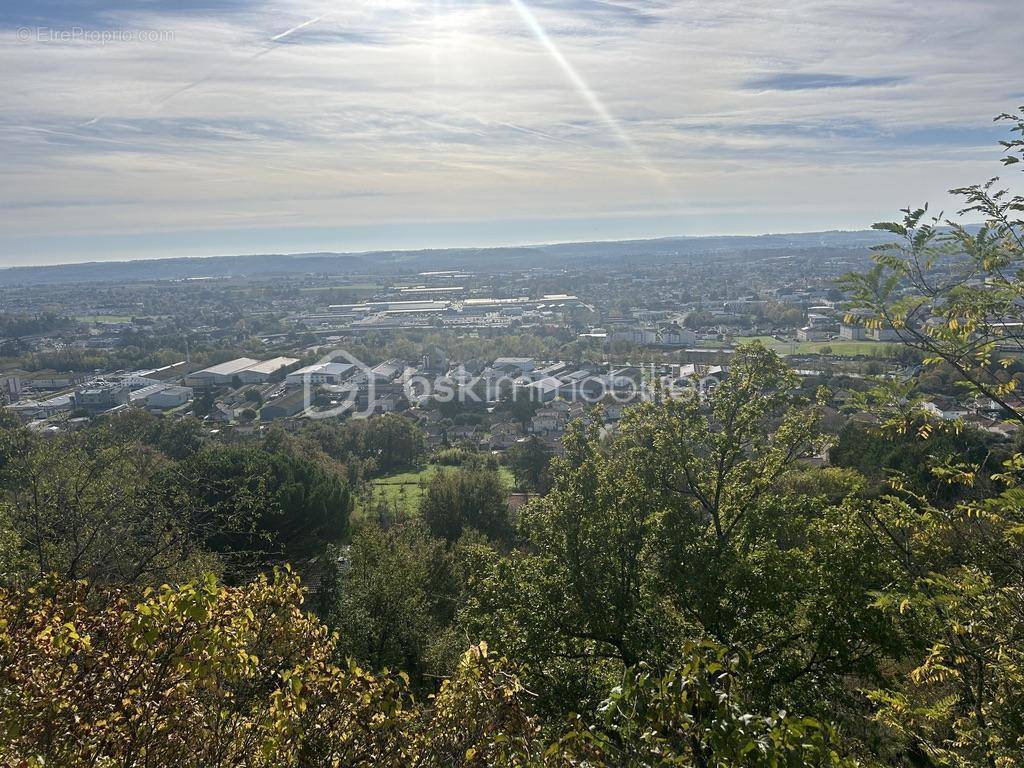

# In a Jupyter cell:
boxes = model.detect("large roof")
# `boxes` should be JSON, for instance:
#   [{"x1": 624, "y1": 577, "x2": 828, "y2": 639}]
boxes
[
  {"x1": 194, "y1": 357, "x2": 298, "y2": 378},
  {"x1": 288, "y1": 362, "x2": 354, "y2": 377},
  {"x1": 240, "y1": 357, "x2": 299, "y2": 375},
  {"x1": 194, "y1": 358, "x2": 260, "y2": 377}
]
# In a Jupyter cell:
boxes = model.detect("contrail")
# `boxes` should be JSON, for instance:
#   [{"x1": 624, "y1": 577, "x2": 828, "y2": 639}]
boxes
[
  {"x1": 507, "y1": 0, "x2": 669, "y2": 183},
  {"x1": 84, "y1": 13, "x2": 331, "y2": 123},
  {"x1": 270, "y1": 14, "x2": 329, "y2": 42},
  {"x1": 153, "y1": 14, "x2": 331, "y2": 107}
]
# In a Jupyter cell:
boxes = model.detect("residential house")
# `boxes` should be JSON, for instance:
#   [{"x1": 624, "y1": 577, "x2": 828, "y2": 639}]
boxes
[
  {"x1": 922, "y1": 397, "x2": 968, "y2": 421},
  {"x1": 447, "y1": 424, "x2": 479, "y2": 443},
  {"x1": 485, "y1": 422, "x2": 522, "y2": 450}
]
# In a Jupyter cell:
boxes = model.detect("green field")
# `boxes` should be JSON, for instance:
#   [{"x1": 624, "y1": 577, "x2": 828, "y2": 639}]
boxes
[
  {"x1": 794, "y1": 340, "x2": 889, "y2": 356},
  {"x1": 354, "y1": 465, "x2": 515, "y2": 521},
  {"x1": 730, "y1": 336, "x2": 894, "y2": 357}
]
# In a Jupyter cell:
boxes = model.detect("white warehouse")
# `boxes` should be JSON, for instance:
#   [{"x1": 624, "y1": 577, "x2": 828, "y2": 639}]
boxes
[
  {"x1": 286, "y1": 362, "x2": 356, "y2": 388},
  {"x1": 187, "y1": 357, "x2": 298, "y2": 387}
]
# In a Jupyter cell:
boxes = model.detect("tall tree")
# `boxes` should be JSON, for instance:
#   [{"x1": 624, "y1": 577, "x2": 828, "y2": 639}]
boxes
[
  {"x1": 841, "y1": 106, "x2": 1024, "y2": 423},
  {"x1": 464, "y1": 345, "x2": 896, "y2": 717},
  {"x1": 420, "y1": 467, "x2": 511, "y2": 543}
]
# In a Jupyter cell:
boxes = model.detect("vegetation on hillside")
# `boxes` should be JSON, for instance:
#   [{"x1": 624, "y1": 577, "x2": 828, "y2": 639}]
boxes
[{"x1": 1, "y1": 108, "x2": 1024, "y2": 766}]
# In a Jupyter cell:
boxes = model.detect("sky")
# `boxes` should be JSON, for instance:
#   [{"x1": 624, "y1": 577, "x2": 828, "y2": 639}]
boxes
[{"x1": 0, "y1": 0, "x2": 1022, "y2": 267}]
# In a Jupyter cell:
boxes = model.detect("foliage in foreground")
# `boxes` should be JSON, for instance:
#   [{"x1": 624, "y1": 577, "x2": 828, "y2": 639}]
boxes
[{"x1": 0, "y1": 568, "x2": 851, "y2": 768}]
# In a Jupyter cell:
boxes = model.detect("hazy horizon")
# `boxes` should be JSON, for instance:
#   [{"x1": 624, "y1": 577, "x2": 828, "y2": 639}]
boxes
[{"x1": 0, "y1": 222, "x2": 900, "y2": 271}]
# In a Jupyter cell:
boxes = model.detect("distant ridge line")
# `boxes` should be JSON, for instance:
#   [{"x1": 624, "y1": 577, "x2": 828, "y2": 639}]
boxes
[{"x1": 0, "y1": 229, "x2": 893, "y2": 287}]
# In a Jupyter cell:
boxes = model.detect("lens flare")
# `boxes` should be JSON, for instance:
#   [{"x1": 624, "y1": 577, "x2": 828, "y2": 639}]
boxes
[{"x1": 507, "y1": 0, "x2": 670, "y2": 185}]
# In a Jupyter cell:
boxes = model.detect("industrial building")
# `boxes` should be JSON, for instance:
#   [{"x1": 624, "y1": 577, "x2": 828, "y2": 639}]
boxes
[
  {"x1": 236, "y1": 357, "x2": 299, "y2": 384},
  {"x1": 144, "y1": 385, "x2": 194, "y2": 410},
  {"x1": 73, "y1": 383, "x2": 130, "y2": 414},
  {"x1": 187, "y1": 357, "x2": 298, "y2": 387},
  {"x1": 286, "y1": 362, "x2": 355, "y2": 388}
]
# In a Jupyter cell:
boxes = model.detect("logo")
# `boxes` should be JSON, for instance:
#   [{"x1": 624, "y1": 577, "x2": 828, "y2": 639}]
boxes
[{"x1": 301, "y1": 349, "x2": 376, "y2": 420}]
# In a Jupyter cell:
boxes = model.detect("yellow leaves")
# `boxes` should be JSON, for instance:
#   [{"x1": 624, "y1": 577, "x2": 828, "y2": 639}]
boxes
[{"x1": 0, "y1": 569, "x2": 356, "y2": 767}]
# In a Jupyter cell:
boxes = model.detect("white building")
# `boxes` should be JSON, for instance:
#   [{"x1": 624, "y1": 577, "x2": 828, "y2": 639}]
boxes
[
  {"x1": 145, "y1": 385, "x2": 194, "y2": 410},
  {"x1": 73, "y1": 383, "x2": 131, "y2": 413},
  {"x1": 611, "y1": 328, "x2": 658, "y2": 345},
  {"x1": 187, "y1": 358, "x2": 261, "y2": 387},
  {"x1": 922, "y1": 399, "x2": 968, "y2": 421},
  {"x1": 658, "y1": 326, "x2": 697, "y2": 346},
  {"x1": 187, "y1": 357, "x2": 298, "y2": 387},
  {"x1": 798, "y1": 326, "x2": 830, "y2": 342},
  {"x1": 492, "y1": 357, "x2": 535, "y2": 376},
  {"x1": 1, "y1": 374, "x2": 21, "y2": 403},
  {"x1": 867, "y1": 327, "x2": 900, "y2": 342},
  {"x1": 236, "y1": 356, "x2": 299, "y2": 384},
  {"x1": 839, "y1": 324, "x2": 866, "y2": 341},
  {"x1": 286, "y1": 362, "x2": 356, "y2": 388}
]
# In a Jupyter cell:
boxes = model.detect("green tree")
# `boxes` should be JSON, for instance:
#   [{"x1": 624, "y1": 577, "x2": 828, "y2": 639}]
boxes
[
  {"x1": 363, "y1": 414, "x2": 426, "y2": 473},
  {"x1": 553, "y1": 643, "x2": 853, "y2": 767},
  {"x1": 0, "y1": 426, "x2": 215, "y2": 589},
  {"x1": 323, "y1": 522, "x2": 461, "y2": 685},
  {"x1": 840, "y1": 107, "x2": 1024, "y2": 766},
  {"x1": 860, "y1": 455, "x2": 1024, "y2": 767},
  {"x1": 420, "y1": 467, "x2": 510, "y2": 543},
  {"x1": 504, "y1": 436, "x2": 552, "y2": 493},
  {"x1": 0, "y1": 568, "x2": 853, "y2": 768},
  {"x1": 464, "y1": 345, "x2": 897, "y2": 719},
  {"x1": 165, "y1": 443, "x2": 351, "y2": 575},
  {"x1": 841, "y1": 106, "x2": 1024, "y2": 424},
  {"x1": 93, "y1": 410, "x2": 205, "y2": 460},
  {"x1": 193, "y1": 390, "x2": 215, "y2": 418}
]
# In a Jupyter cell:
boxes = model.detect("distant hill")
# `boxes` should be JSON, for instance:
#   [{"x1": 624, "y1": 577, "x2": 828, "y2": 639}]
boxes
[{"x1": 0, "y1": 230, "x2": 894, "y2": 286}]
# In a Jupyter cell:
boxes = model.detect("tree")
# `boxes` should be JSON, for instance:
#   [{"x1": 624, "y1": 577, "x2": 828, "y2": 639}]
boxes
[
  {"x1": 831, "y1": 419, "x2": 1008, "y2": 504},
  {"x1": 503, "y1": 436, "x2": 552, "y2": 493},
  {"x1": 0, "y1": 569, "x2": 412, "y2": 767},
  {"x1": 859, "y1": 456, "x2": 1024, "y2": 768},
  {"x1": 841, "y1": 105, "x2": 1024, "y2": 424},
  {"x1": 420, "y1": 467, "x2": 510, "y2": 543},
  {"x1": 362, "y1": 414, "x2": 425, "y2": 473},
  {"x1": 166, "y1": 443, "x2": 352, "y2": 574},
  {"x1": 193, "y1": 390, "x2": 214, "y2": 418},
  {"x1": 495, "y1": 394, "x2": 539, "y2": 430},
  {"x1": 552, "y1": 643, "x2": 853, "y2": 768},
  {"x1": 839, "y1": 107, "x2": 1024, "y2": 766},
  {"x1": 0, "y1": 425, "x2": 215, "y2": 589},
  {"x1": 300, "y1": 414, "x2": 425, "y2": 475},
  {"x1": 463, "y1": 345, "x2": 897, "y2": 718},
  {"x1": 93, "y1": 410, "x2": 204, "y2": 458},
  {"x1": 0, "y1": 568, "x2": 853, "y2": 768},
  {"x1": 322, "y1": 522, "x2": 461, "y2": 685}
]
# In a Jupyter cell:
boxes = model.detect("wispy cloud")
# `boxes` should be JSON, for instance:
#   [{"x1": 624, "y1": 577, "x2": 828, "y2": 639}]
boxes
[
  {"x1": 743, "y1": 73, "x2": 907, "y2": 91},
  {"x1": 0, "y1": 0, "x2": 1021, "y2": 265}
]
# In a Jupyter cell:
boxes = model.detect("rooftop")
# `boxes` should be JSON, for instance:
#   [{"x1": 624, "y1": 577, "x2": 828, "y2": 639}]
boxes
[
  {"x1": 240, "y1": 357, "x2": 299, "y2": 375},
  {"x1": 195, "y1": 358, "x2": 261, "y2": 377}
]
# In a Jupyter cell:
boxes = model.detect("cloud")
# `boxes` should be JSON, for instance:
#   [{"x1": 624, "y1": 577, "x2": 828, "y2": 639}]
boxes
[
  {"x1": 0, "y1": 0, "x2": 1022, "y2": 265},
  {"x1": 743, "y1": 73, "x2": 906, "y2": 91}
]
